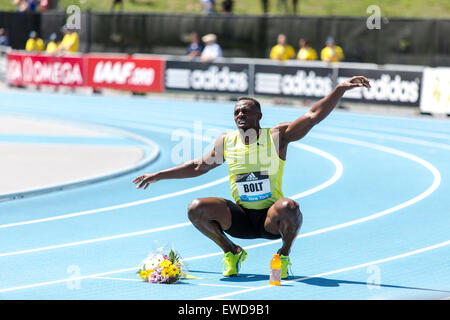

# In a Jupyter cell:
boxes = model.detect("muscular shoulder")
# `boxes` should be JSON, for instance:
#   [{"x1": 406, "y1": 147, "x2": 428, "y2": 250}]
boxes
[
  {"x1": 271, "y1": 122, "x2": 290, "y2": 136},
  {"x1": 270, "y1": 122, "x2": 291, "y2": 146}
]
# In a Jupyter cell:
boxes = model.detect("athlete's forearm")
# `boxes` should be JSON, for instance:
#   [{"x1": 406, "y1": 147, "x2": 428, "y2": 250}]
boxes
[
  {"x1": 309, "y1": 84, "x2": 346, "y2": 124},
  {"x1": 155, "y1": 160, "x2": 208, "y2": 180}
]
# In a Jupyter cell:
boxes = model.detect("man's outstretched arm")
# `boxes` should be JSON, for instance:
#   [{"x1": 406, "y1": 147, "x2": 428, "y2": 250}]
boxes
[
  {"x1": 133, "y1": 134, "x2": 225, "y2": 190},
  {"x1": 278, "y1": 76, "x2": 370, "y2": 144}
]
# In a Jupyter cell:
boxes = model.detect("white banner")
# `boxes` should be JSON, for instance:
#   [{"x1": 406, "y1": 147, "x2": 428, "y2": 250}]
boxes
[{"x1": 420, "y1": 67, "x2": 450, "y2": 114}]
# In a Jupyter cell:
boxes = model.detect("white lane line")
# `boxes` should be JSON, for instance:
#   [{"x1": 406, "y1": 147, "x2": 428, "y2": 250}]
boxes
[
  {"x1": 0, "y1": 133, "x2": 441, "y2": 259},
  {"x1": 319, "y1": 127, "x2": 450, "y2": 151},
  {"x1": 0, "y1": 222, "x2": 192, "y2": 258},
  {"x1": 0, "y1": 134, "x2": 442, "y2": 293},
  {"x1": 201, "y1": 239, "x2": 450, "y2": 300},
  {"x1": 0, "y1": 177, "x2": 229, "y2": 229},
  {"x1": 93, "y1": 276, "x2": 141, "y2": 282},
  {"x1": 328, "y1": 122, "x2": 450, "y2": 141},
  {"x1": 290, "y1": 142, "x2": 343, "y2": 199},
  {"x1": 0, "y1": 143, "x2": 341, "y2": 257},
  {"x1": 92, "y1": 277, "x2": 254, "y2": 289},
  {"x1": 1, "y1": 239, "x2": 448, "y2": 295},
  {"x1": 198, "y1": 283, "x2": 255, "y2": 289}
]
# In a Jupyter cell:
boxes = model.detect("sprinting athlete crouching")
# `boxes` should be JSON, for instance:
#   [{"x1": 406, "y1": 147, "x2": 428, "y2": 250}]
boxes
[{"x1": 133, "y1": 76, "x2": 371, "y2": 278}]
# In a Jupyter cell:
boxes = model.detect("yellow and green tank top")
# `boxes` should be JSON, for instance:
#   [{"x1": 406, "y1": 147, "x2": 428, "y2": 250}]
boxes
[{"x1": 223, "y1": 128, "x2": 285, "y2": 209}]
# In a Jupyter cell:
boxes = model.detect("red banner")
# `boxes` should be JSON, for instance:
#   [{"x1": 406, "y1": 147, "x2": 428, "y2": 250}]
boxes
[
  {"x1": 86, "y1": 55, "x2": 164, "y2": 92},
  {"x1": 7, "y1": 53, "x2": 86, "y2": 87}
]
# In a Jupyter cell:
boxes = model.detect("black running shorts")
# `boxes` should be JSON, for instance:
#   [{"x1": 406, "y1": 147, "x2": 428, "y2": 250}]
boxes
[{"x1": 223, "y1": 200, "x2": 281, "y2": 240}]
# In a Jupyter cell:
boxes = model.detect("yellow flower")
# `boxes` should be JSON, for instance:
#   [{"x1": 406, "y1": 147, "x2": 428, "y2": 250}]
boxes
[
  {"x1": 139, "y1": 270, "x2": 147, "y2": 281},
  {"x1": 160, "y1": 260, "x2": 172, "y2": 268},
  {"x1": 168, "y1": 265, "x2": 179, "y2": 278}
]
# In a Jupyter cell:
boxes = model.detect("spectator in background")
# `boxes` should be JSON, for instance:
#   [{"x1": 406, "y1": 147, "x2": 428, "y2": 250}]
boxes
[
  {"x1": 200, "y1": 33, "x2": 222, "y2": 62},
  {"x1": 221, "y1": 0, "x2": 233, "y2": 14},
  {"x1": 320, "y1": 36, "x2": 344, "y2": 63},
  {"x1": 14, "y1": 0, "x2": 29, "y2": 12},
  {"x1": 45, "y1": 33, "x2": 58, "y2": 54},
  {"x1": 201, "y1": 0, "x2": 216, "y2": 15},
  {"x1": 25, "y1": 31, "x2": 44, "y2": 52},
  {"x1": 260, "y1": 0, "x2": 269, "y2": 14},
  {"x1": 0, "y1": 28, "x2": 9, "y2": 46},
  {"x1": 270, "y1": 33, "x2": 295, "y2": 61},
  {"x1": 111, "y1": 0, "x2": 124, "y2": 12},
  {"x1": 58, "y1": 25, "x2": 79, "y2": 54},
  {"x1": 27, "y1": 0, "x2": 38, "y2": 12},
  {"x1": 292, "y1": 0, "x2": 298, "y2": 14},
  {"x1": 297, "y1": 38, "x2": 317, "y2": 61},
  {"x1": 187, "y1": 32, "x2": 204, "y2": 58}
]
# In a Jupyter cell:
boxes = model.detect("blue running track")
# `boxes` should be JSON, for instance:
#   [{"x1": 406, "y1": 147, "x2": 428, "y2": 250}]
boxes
[{"x1": 0, "y1": 90, "x2": 449, "y2": 300}]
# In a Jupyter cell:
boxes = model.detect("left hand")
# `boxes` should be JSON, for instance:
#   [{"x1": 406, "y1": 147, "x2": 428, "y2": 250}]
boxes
[{"x1": 340, "y1": 76, "x2": 371, "y2": 90}]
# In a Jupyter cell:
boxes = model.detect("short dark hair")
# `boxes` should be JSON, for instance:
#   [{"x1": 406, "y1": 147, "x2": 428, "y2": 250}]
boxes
[{"x1": 237, "y1": 97, "x2": 261, "y2": 112}]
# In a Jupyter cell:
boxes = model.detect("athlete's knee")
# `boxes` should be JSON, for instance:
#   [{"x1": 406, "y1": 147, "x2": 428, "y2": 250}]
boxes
[
  {"x1": 278, "y1": 198, "x2": 302, "y2": 224},
  {"x1": 187, "y1": 198, "x2": 208, "y2": 223},
  {"x1": 187, "y1": 198, "x2": 201, "y2": 221}
]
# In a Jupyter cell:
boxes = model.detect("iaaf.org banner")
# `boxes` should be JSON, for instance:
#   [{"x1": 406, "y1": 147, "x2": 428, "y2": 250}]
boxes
[
  {"x1": 338, "y1": 68, "x2": 423, "y2": 106},
  {"x1": 86, "y1": 55, "x2": 165, "y2": 92},
  {"x1": 253, "y1": 64, "x2": 334, "y2": 98},
  {"x1": 165, "y1": 60, "x2": 249, "y2": 94},
  {"x1": 7, "y1": 52, "x2": 85, "y2": 87}
]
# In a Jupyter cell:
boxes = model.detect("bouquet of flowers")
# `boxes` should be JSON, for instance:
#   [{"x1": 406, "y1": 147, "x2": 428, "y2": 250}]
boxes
[{"x1": 137, "y1": 248, "x2": 187, "y2": 284}]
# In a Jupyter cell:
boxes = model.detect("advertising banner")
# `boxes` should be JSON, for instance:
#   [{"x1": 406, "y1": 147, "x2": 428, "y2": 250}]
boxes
[
  {"x1": 7, "y1": 53, "x2": 85, "y2": 87},
  {"x1": 337, "y1": 68, "x2": 423, "y2": 106},
  {"x1": 165, "y1": 60, "x2": 250, "y2": 95},
  {"x1": 253, "y1": 64, "x2": 334, "y2": 98},
  {"x1": 419, "y1": 67, "x2": 450, "y2": 114},
  {"x1": 86, "y1": 55, "x2": 165, "y2": 92}
]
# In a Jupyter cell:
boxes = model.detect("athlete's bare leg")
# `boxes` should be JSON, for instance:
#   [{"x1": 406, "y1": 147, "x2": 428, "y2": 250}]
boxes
[
  {"x1": 187, "y1": 197, "x2": 242, "y2": 254},
  {"x1": 264, "y1": 197, "x2": 302, "y2": 256}
]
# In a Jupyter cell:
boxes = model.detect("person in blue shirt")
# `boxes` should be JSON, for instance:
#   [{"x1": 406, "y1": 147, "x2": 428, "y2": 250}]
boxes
[
  {"x1": 0, "y1": 28, "x2": 9, "y2": 46},
  {"x1": 187, "y1": 32, "x2": 204, "y2": 58}
]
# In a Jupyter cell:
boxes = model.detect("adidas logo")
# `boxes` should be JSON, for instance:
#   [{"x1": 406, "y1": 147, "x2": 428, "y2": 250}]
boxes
[{"x1": 246, "y1": 173, "x2": 258, "y2": 181}]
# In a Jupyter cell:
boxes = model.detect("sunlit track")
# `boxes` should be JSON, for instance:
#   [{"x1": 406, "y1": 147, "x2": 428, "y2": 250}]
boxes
[{"x1": 0, "y1": 91, "x2": 449, "y2": 300}]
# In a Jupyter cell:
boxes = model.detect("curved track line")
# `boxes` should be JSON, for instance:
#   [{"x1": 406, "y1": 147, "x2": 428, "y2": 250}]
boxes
[
  {"x1": 1, "y1": 239, "x2": 448, "y2": 295},
  {"x1": 0, "y1": 177, "x2": 229, "y2": 230},
  {"x1": 320, "y1": 127, "x2": 450, "y2": 151},
  {"x1": 328, "y1": 121, "x2": 450, "y2": 141},
  {"x1": 201, "y1": 239, "x2": 450, "y2": 300},
  {"x1": 0, "y1": 126, "x2": 341, "y2": 229},
  {"x1": 0, "y1": 142, "x2": 342, "y2": 256},
  {"x1": 0, "y1": 125, "x2": 443, "y2": 294},
  {"x1": 0, "y1": 116, "x2": 161, "y2": 202}
]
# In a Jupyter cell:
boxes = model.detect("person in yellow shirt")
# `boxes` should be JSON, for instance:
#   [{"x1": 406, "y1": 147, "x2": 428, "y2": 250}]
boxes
[
  {"x1": 25, "y1": 31, "x2": 44, "y2": 52},
  {"x1": 45, "y1": 33, "x2": 59, "y2": 54},
  {"x1": 58, "y1": 25, "x2": 79, "y2": 54},
  {"x1": 320, "y1": 36, "x2": 344, "y2": 63},
  {"x1": 297, "y1": 38, "x2": 317, "y2": 61},
  {"x1": 270, "y1": 34, "x2": 295, "y2": 61}
]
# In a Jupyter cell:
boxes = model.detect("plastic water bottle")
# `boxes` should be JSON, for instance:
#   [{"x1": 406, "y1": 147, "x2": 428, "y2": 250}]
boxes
[{"x1": 269, "y1": 254, "x2": 281, "y2": 285}]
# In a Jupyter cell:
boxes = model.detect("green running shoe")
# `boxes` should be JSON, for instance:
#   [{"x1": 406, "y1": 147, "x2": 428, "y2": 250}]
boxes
[
  {"x1": 280, "y1": 255, "x2": 292, "y2": 279},
  {"x1": 222, "y1": 249, "x2": 247, "y2": 277}
]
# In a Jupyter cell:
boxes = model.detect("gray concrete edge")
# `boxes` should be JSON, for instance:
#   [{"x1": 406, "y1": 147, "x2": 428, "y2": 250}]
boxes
[{"x1": 0, "y1": 117, "x2": 160, "y2": 202}]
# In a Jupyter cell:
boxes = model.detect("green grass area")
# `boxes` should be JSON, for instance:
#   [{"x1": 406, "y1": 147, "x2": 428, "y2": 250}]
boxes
[{"x1": 1, "y1": 0, "x2": 449, "y2": 18}]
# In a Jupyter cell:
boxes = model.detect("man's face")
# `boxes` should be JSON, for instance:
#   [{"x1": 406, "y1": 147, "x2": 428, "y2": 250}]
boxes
[
  {"x1": 234, "y1": 100, "x2": 262, "y2": 131},
  {"x1": 278, "y1": 35, "x2": 287, "y2": 46}
]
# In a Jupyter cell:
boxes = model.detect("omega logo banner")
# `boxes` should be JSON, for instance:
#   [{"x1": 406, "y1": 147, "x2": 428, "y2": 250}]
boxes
[{"x1": 7, "y1": 52, "x2": 85, "y2": 87}]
